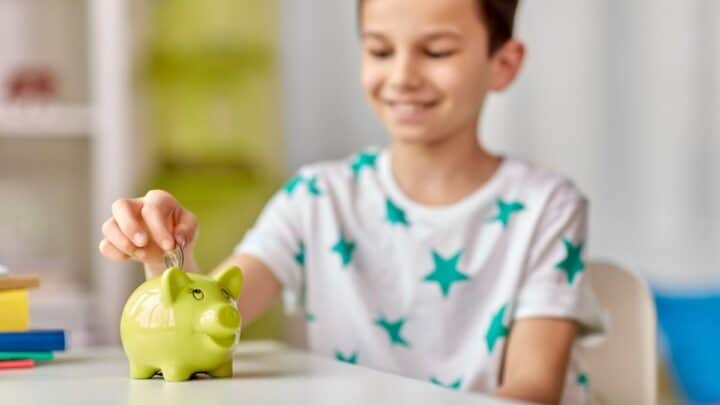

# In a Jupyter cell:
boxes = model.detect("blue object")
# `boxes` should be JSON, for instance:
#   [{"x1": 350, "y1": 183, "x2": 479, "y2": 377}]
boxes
[
  {"x1": 0, "y1": 329, "x2": 66, "y2": 352},
  {"x1": 654, "y1": 289, "x2": 720, "y2": 403}
]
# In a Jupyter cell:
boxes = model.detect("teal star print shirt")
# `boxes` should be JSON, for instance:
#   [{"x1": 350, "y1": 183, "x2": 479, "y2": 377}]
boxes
[{"x1": 236, "y1": 148, "x2": 606, "y2": 405}]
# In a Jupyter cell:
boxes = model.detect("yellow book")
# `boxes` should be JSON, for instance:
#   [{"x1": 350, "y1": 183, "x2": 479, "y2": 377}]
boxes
[{"x1": 0, "y1": 289, "x2": 29, "y2": 331}]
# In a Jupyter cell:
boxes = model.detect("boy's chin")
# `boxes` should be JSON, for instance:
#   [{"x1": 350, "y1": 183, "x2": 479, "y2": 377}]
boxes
[{"x1": 389, "y1": 127, "x2": 445, "y2": 145}]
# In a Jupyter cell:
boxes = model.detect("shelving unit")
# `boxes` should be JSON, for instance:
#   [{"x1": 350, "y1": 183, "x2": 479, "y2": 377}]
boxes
[
  {"x1": 0, "y1": 132, "x2": 93, "y2": 347},
  {"x1": 0, "y1": 103, "x2": 91, "y2": 137},
  {"x1": 0, "y1": 0, "x2": 145, "y2": 347},
  {"x1": 3, "y1": 0, "x2": 284, "y2": 346}
]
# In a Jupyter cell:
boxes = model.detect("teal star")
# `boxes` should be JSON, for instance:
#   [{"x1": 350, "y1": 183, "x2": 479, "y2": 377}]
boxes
[
  {"x1": 350, "y1": 151, "x2": 378, "y2": 180},
  {"x1": 423, "y1": 250, "x2": 470, "y2": 298},
  {"x1": 375, "y1": 315, "x2": 410, "y2": 347},
  {"x1": 284, "y1": 175, "x2": 322, "y2": 197},
  {"x1": 294, "y1": 242, "x2": 306, "y2": 267},
  {"x1": 296, "y1": 242, "x2": 308, "y2": 305},
  {"x1": 485, "y1": 304, "x2": 509, "y2": 352},
  {"x1": 334, "y1": 350, "x2": 357, "y2": 364},
  {"x1": 385, "y1": 198, "x2": 410, "y2": 226},
  {"x1": 555, "y1": 238, "x2": 585, "y2": 284},
  {"x1": 331, "y1": 235, "x2": 356, "y2": 268},
  {"x1": 430, "y1": 377, "x2": 462, "y2": 390},
  {"x1": 488, "y1": 199, "x2": 525, "y2": 228},
  {"x1": 577, "y1": 372, "x2": 589, "y2": 388},
  {"x1": 283, "y1": 175, "x2": 303, "y2": 195},
  {"x1": 305, "y1": 176, "x2": 322, "y2": 196}
]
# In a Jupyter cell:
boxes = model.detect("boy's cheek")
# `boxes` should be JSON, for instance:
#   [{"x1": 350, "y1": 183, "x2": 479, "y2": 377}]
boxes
[
  {"x1": 360, "y1": 70, "x2": 384, "y2": 97},
  {"x1": 442, "y1": 69, "x2": 490, "y2": 103}
]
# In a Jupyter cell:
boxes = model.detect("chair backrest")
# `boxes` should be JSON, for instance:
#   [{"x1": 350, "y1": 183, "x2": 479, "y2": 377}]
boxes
[{"x1": 578, "y1": 261, "x2": 657, "y2": 405}]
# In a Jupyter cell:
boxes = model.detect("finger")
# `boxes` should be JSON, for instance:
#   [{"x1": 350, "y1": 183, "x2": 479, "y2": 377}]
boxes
[
  {"x1": 102, "y1": 217, "x2": 137, "y2": 256},
  {"x1": 98, "y1": 239, "x2": 131, "y2": 262},
  {"x1": 135, "y1": 242, "x2": 165, "y2": 262},
  {"x1": 141, "y1": 190, "x2": 177, "y2": 251},
  {"x1": 111, "y1": 198, "x2": 147, "y2": 247},
  {"x1": 173, "y1": 210, "x2": 199, "y2": 247}
]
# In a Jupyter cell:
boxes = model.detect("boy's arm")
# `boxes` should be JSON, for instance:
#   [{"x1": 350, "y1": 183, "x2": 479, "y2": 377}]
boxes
[
  {"x1": 212, "y1": 253, "x2": 283, "y2": 326},
  {"x1": 495, "y1": 318, "x2": 577, "y2": 405}
]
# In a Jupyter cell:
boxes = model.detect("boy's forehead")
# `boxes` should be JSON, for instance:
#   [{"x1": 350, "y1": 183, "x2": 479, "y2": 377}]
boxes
[{"x1": 362, "y1": 0, "x2": 483, "y2": 31}]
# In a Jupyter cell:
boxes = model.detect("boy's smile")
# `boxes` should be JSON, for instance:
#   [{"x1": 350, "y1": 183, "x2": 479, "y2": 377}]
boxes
[{"x1": 383, "y1": 97, "x2": 439, "y2": 124}]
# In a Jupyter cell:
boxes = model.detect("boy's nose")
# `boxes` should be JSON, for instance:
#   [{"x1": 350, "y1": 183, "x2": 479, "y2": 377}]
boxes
[{"x1": 388, "y1": 54, "x2": 422, "y2": 90}]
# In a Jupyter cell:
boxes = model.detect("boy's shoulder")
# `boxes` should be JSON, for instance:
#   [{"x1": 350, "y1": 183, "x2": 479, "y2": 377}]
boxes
[{"x1": 503, "y1": 157, "x2": 588, "y2": 209}]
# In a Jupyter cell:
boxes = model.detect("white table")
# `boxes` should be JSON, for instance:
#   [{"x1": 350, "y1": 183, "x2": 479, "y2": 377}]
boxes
[{"x1": 0, "y1": 340, "x2": 530, "y2": 405}]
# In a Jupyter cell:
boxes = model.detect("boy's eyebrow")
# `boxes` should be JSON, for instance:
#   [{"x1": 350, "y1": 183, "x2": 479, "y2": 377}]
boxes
[
  {"x1": 420, "y1": 29, "x2": 462, "y2": 41},
  {"x1": 361, "y1": 31, "x2": 388, "y2": 40},
  {"x1": 361, "y1": 29, "x2": 462, "y2": 41}
]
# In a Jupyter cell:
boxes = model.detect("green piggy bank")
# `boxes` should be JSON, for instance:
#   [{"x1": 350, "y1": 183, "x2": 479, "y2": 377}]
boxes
[{"x1": 120, "y1": 266, "x2": 243, "y2": 381}]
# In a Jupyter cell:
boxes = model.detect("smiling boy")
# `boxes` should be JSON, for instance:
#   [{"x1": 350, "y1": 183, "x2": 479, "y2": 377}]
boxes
[{"x1": 100, "y1": 1, "x2": 604, "y2": 403}]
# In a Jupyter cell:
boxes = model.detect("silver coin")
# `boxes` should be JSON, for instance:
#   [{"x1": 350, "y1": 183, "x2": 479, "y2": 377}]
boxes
[{"x1": 163, "y1": 243, "x2": 184, "y2": 270}]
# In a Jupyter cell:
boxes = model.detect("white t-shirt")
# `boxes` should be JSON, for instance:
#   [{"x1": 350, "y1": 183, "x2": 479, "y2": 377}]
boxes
[{"x1": 236, "y1": 148, "x2": 606, "y2": 404}]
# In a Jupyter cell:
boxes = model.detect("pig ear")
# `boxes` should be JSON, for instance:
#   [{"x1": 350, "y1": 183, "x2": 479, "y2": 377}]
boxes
[
  {"x1": 213, "y1": 266, "x2": 243, "y2": 299},
  {"x1": 161, "y1": 267, "x2": 191, "y2": 306}
]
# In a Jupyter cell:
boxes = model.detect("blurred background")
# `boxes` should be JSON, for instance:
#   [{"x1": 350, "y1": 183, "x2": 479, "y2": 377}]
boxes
[{"x1": 0, "y1": 0, "x2": 717, "y2": 403}]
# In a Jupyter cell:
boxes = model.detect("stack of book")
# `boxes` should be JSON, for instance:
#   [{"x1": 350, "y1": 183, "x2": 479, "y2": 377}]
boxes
[{"x1": 0, "y1": 272, "x2": 66, "y2": 369}]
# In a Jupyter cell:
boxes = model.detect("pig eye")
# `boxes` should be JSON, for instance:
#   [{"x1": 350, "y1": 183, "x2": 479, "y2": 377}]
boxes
[{"x1": 192, "y1": 288, "x2": 205, "y2": 300}]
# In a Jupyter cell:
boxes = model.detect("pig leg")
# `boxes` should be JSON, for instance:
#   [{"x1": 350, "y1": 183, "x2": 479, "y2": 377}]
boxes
[
  {"x1": 208, "y1": 360, "x2": 233, "y2": 378},
  {"x1": 129, "y1": 362, "x2": 159, "y2": 379},
  {"x1": 161, "y1": 366, "x2": 194, "y2": 382}
]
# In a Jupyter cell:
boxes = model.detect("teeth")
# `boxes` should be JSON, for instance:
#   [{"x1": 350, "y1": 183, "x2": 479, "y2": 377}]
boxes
[{"x1": 394, "y1": 103, "x2": 425, "y2": 112}]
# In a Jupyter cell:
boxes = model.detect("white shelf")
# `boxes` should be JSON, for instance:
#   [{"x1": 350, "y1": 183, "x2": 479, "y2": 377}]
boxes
[{"x1": 0, "y1": 103, "x2": 91, "y2": 137}]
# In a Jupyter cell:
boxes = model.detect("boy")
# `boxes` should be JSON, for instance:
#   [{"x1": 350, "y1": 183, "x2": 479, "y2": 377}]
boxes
[{"x1": 100, "y1": 1, "x2": 604, "y2": 403}]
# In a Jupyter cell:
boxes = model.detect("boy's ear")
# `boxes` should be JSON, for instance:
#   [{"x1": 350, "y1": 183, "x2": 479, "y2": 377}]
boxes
[
  {"x1": 161, "y1": 267, "x2": 192, "y2": 306},
  {"x1": 489, "y1": 39, "x2": 525, "y2": 92},
  {"x1": 213, "y1": 265, "x2": 244, "y2": 299}
]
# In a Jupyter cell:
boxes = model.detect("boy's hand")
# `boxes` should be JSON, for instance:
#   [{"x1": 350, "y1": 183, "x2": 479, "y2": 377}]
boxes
[{"x1": 98, "y1": 190, "x2": 199, "y2": 278}]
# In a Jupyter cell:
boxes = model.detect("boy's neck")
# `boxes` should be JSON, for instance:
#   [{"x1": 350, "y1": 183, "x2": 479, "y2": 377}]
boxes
[{"x1": 389, "y1": 129, "x2": 502, "y2": 206}]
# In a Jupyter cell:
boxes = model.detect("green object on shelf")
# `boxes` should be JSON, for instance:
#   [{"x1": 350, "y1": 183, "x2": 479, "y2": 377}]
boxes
[{"x1": 0, "y1": 351, "x2": 54, "y2": 362}]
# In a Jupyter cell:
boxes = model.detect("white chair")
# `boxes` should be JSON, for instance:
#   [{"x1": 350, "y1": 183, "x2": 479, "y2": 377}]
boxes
[{"x1": 579, "y1": 261, "x2": 657, "y2": 405}]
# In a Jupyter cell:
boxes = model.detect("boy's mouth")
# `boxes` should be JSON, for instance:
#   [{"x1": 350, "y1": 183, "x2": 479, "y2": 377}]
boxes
[{"x1": 384, "y1": 100, "x2": 438, "y2": 122}]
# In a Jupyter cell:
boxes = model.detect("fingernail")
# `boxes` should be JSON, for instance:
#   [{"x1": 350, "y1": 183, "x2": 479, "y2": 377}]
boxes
[
  {"x1": 135, "y1": 249, "x2": 146, "y2": 260},
  {"x1": 162, "y1": 239, "x2": 174, "y2": 250},
  {"x1": 175, "y1": 235, "x2": 186, "y2": 246},
  {"x1": 133, "y1": 233, "x2": 147, "y2": 246}
]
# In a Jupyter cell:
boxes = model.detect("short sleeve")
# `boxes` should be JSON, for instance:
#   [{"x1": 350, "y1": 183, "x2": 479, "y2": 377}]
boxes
[
  {"x1": 513, "y1": 190, "x2": 607, "y2": 339},
  {"x1": 234, "y1": 175, "x2": 305, "y2": 299}
]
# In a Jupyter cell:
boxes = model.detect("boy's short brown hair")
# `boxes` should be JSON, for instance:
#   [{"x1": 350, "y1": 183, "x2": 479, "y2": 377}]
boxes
[
  {"x1": 479, "y1": 0, "x2": 519, "y2": 54},
  {"x1": 357, "y1": 0, "x2": 519, "y2": 55}
]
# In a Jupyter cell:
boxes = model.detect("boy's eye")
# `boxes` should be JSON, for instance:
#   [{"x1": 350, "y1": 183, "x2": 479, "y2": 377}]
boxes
[
  {"x1": 368, "y1": 49, "x2": 393, "y2": 59},
  {"x1": 192, "y1": 288, "x2": 205, "y2": 300},
  {"x1": 425, "y1": 49, "x2": 455, "y2": 59}
]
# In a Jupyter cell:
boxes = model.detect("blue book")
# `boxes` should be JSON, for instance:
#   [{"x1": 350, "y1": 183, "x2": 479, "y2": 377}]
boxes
[{"x1": 0, "y1": 330, "x2": 66, "y2": 352}]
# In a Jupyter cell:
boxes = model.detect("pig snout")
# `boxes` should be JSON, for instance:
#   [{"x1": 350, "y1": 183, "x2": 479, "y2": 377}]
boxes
[{"x1": 199, "y1": 304, "x2": 240, "y2": 338}]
